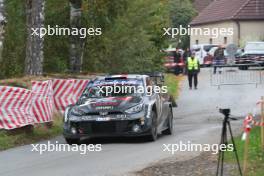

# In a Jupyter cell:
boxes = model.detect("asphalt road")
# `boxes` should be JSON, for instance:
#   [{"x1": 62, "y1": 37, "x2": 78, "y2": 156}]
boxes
[{"x1": 1, "y1": 68, "x2": 263, "y2": 176}]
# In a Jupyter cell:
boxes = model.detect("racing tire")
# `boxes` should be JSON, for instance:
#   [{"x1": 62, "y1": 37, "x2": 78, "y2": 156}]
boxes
[
  {"x1": 65, "y1": 138, "x2": 80, "y2": 145},
  {"x1": 163, "y1": 108, "x2": 173, "y2": 135},
  {"x1": 146, "y1": 111, "x2": 158, "y2": 142}
]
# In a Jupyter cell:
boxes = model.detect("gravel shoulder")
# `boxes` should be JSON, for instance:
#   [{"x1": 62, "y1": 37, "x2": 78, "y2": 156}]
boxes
[{"x1": 136, "y1": 152, "x2": 237, "y2": 176}]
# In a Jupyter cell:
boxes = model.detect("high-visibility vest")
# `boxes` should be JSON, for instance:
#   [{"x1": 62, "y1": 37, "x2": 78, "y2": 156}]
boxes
[{"x1": 187, "y1": 57, "x2": 198, "y2": 70}]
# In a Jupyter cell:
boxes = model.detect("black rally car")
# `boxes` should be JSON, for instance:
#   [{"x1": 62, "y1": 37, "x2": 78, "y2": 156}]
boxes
[{"x1": 63, "y1": 74, "x2": 174, "y2": 144}]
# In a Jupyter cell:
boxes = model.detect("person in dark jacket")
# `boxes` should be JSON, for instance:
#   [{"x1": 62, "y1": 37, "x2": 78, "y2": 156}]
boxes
[
  {"x1": 183, "y1": 48, "x2": 192, "y2": 74},
  {"x1": 183, "y1": 48, "x2": 191, "y2": 62},
  {"x1": 213, "y1": 46, "x2": 225, "y2": 74},
  {"x1": 173, "y1": 48, "x2": 182, "y2": 75}
]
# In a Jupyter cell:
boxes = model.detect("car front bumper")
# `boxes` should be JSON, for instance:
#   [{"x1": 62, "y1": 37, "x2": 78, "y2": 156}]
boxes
[{"x1": 63, "y1": 113, "x2": 152, "y2": 139}]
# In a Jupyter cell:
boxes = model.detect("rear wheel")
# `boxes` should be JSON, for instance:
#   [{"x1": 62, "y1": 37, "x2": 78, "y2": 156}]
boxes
[
  {"x1": 163, "y1": 109, "x2": 173, "y2": 135},
  {"x1": 146, "y1": 111, "x2": 158, "y2": 141},
  {"x1": 65, "y1": 138, "x2": 80, "y2": 145}
]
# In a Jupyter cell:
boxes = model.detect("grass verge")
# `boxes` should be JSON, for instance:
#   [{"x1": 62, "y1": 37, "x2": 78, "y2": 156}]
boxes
[
  {"x1": 0, "y1": 114, "x2": 63, "y2": 151},
  {"x1": 225, "y1": 127, "x2": 264, "y2": 176},
  {"x1": 165, "y1": 73, "x2": 182, "y2": 99}
]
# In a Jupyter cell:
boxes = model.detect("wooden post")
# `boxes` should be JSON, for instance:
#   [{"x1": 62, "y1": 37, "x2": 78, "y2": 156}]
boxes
[
  {"x1": 261, "y1": 96, "x2": 264, "y2": 150},
  {"x1": 243, "y1": 132, "x2": 250, "y2": 176}
]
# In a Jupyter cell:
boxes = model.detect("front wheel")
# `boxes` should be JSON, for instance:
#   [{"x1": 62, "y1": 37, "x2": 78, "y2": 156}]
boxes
[{"x1": 146, "y1": 111, "x2": 158, "y2": 141}]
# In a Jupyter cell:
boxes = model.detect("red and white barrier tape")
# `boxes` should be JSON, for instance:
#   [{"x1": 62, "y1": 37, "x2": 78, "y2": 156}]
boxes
[
  {"x1": 52, "y1": 79, "x2": 75, "y2": 112},
  {"x1": 242, "y1": 114, "x2": 264, "y2": 141},
  {"x1": 0, "y1": 79, "x2": 89, "y2": 129},
  {"x1": 72, "y1": 79, "x2": 89, "y2": 104},
  {"x1": 52, "y1": 79, "x2": 89, "y2": 113},
  {"x1": 0, "y1": 86, "x2": 34, "y2": 129},
  {"x1": 242, "y1": 115, "x2": 252, "y2": 140},
  {"x1": 31, "y1": 80, "x2": 54, "y2": 123}
]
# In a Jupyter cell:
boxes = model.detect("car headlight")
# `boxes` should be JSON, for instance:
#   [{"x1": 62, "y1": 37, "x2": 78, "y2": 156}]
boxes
[
  {"x1": 125, "y1": 103, "x2": 144, "y2": 114},
  {"x1": 71, "y1": 107, "x2": 85, "y2": 116}
]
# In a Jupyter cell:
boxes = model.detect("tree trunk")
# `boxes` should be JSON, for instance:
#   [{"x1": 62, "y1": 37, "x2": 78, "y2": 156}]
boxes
[
  {"x1": 0, "y1": 0, "x2": 6, "y2": 62},
  {"x1": 69, "y1": 0, "x2": 84, "y2": 73},
  {"x1": 25, "y1": 0, "x2": 45, "y2": 75}
]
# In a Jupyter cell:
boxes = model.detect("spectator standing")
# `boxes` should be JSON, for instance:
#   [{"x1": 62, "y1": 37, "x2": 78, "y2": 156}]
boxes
[
  {"x1": 183, "y1": 48, "x2": 191, "y2": 63},
  {"x1": 213, "y1": 46, "x2": 225, "y2": 74},
  {"x1": 186, "y1": 51, "x2": 200, "y2": 90},
  {"x1": 183, "y1": 48, "x2": 192, "y2": 74},
  {"x1": 173, "y1": 48, "x2": 182, "y2": 75}
]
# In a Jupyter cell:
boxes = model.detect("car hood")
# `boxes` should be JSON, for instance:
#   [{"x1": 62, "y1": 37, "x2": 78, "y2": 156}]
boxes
[{"x1": 73, "y1": 96, "x2": 143, "y2": 113}]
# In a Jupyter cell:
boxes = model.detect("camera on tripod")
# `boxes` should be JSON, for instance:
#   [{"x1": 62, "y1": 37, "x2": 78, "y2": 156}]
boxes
[{"x1": 219, "y1": 108, "x2": 230, "y2": 116}]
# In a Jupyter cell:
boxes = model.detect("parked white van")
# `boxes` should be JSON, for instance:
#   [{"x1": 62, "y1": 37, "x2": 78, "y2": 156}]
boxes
[{"x1": 191, "y1": 44, "x2": 218, "y2": 65}]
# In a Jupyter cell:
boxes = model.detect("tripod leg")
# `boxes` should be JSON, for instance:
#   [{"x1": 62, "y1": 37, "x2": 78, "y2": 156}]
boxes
[
  {"x1": 220, "y1": 124, "x2": 227, "y2": 176},
  {"x1": 227, "y1": 122, "x2": 243, "y2": 176},
  {"x1": 216, "y1": 147, "x2": 223, "y2": 175},
  {"x1": 216, "y1": 122, "x2": 225, "y2": 176}
]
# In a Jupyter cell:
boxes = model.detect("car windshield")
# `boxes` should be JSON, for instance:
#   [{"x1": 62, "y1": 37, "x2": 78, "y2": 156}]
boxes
[
  {"x1": 204, "y1": 45, "x2": 218, "y2": 52},
  {"x1": 245, "y1": 43, "x2": 264, "y2": 51},
  {"x1": 82, "y1": 78, "x2": 144, "y2": 98}
]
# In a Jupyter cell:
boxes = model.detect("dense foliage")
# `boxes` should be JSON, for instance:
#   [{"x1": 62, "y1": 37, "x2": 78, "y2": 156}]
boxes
[
  {"x1": 0, "y1": 0, "x2": 26, "y2": 78},
  {"x1": 169, "y1": 0, "x2": 197, "y2": 49},
  {"x1": 0, "y1": 0, "x2": 196, "y2": 78}
]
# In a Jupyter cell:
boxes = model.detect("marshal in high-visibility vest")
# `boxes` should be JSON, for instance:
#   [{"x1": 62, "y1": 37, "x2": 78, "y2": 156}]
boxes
[
  {"x1": 187, "y1": 57, "x2": 199, "y2": 71},
  {"x1": 187, "y1": 55, "x2": 200, "y2": 90}
]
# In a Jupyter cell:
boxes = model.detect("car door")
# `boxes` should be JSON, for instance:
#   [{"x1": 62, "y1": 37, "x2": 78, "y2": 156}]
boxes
[
  {"x1": 150, "y1": 77, "x2": 168, "y2": 130},
  {"x1": 146, "y1": 77, "x2": 162, "y2": 121}
]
